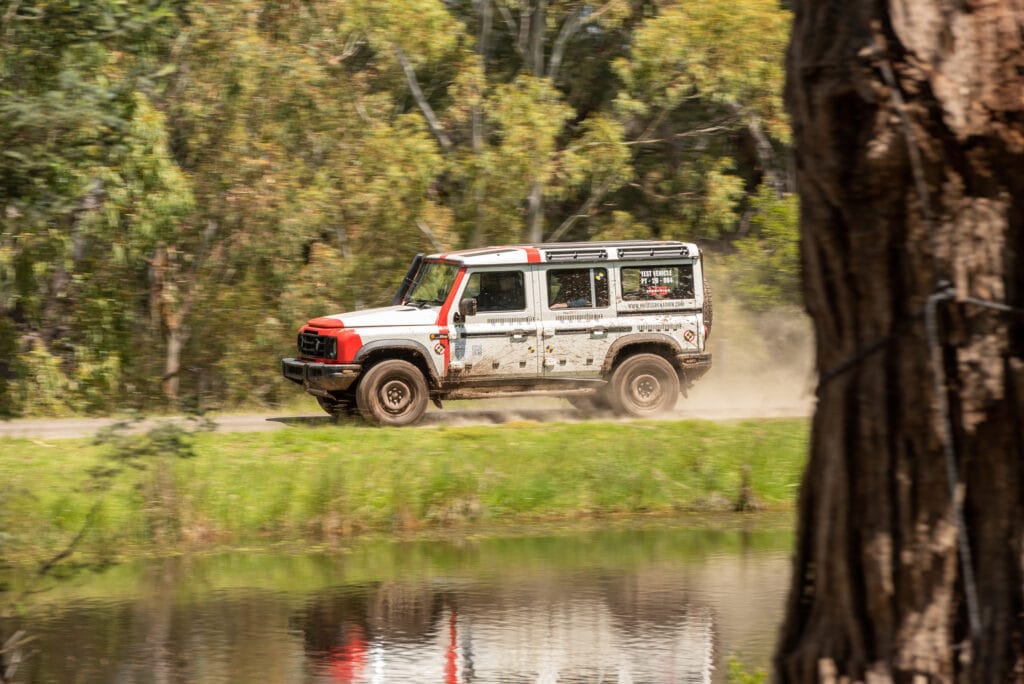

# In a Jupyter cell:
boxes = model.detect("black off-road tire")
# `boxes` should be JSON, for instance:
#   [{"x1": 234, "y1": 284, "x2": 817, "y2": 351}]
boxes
[
  {"x1": 609, "y1": 353, "x2": 680, "y2": 417},
  {"x1": 316, "y1": 393, "x2": 357, "y2": 419},
  {"x1": 355, "y1": 360, "x2": 429, "y2": 426}
]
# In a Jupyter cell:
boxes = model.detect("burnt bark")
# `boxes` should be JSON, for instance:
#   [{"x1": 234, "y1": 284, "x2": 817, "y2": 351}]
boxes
[{"x1": 778, "y1": 2, "x2": 1024, "y2": 682}]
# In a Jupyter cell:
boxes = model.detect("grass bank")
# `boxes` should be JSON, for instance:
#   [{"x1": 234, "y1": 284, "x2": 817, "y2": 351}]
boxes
[{"x1": 0, "y1": 418, "x2": 807, "y2": 561}]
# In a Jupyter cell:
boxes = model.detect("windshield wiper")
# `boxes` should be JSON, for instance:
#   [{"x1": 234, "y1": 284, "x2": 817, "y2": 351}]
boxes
[{"x1": 407, "y1": 297, "x2": 444, "y2": 308}]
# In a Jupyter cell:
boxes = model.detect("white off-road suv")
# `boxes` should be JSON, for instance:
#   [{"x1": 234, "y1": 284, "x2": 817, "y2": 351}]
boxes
[{"x1": 282, "y1": 240, "x2": 712, "y2": 425}]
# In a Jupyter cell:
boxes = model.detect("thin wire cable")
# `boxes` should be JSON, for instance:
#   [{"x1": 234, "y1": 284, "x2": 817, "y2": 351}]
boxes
[
  {"x1": 816, "y1": 336, "x2": 891, "y2": 390},
  {"x1": 814, "y1": 286, "x2": 1024, "y2": 643},
  {"x1": 873, "y1": 30, "x2": 986, "y2": 644},
  {"x1": 925, "y1": 285, "x2": 983, "y2": 642},
  {"x1": 811, "y1": 34, "x2": 1024, "y2": 649}
]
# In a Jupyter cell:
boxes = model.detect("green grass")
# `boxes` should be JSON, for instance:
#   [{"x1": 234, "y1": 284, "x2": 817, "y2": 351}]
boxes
[{"x1": 0, "y1": 418, "x2": 807, "y2": 561}]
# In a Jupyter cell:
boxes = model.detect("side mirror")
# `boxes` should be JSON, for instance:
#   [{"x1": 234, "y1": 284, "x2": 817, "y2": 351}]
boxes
[{"x1": 459, "y1": 298, "x2": 478, "y2": 318}]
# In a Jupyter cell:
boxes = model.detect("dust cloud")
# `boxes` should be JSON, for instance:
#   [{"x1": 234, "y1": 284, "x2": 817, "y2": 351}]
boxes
[
  {"x1": 418, "y1": 302, "x2": 817, "y2": 425},
  {"x1": 680, "y1": 302, "x2": 815, "y2": 420}
]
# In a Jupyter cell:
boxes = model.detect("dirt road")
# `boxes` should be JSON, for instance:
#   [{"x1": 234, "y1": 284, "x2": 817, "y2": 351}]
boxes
[{"x1": 0, "y1": 398, "x2": 811, "y2": 441}]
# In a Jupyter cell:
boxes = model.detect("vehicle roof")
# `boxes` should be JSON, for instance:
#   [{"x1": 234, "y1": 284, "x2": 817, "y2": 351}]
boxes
[{"x1": 428, "y1": 240, "x2": 701, "y2": 266}]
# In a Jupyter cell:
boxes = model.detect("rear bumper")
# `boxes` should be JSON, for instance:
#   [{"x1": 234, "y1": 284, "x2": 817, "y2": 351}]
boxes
[
  {"x1": 281, "y1": 358, "x2": 362, "y2": 393},
  {"x1": 676, "y1": 352, "x2": 712, "y2": 384}
]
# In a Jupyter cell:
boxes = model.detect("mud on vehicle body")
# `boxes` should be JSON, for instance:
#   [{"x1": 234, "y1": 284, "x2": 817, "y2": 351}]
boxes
[{"x1": 282, "y1": 240, "x2": 712, "y2": 425}]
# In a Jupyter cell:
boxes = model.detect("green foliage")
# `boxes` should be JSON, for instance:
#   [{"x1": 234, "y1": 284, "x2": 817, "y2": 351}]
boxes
[
  {"x1": 729, "y1": 186, "x2": 801, "y2": 309},
  {"x1": 727, "y1": 656, "x2": 769, "y2": 684},
  {"x1": 1, "y1": 0, "x2": 795, "y2": 415},
  {"x1": 0, "y1": 418, "x2": 808, "y2": 555},
  {"x1": 90, "y1": 414, "x2": 213, "y2": 542}
]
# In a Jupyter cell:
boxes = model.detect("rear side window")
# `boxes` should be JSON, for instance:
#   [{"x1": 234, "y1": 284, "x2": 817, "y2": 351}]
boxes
[
  {"x1": 547, "y1": 268, "x2": 609, "y2": 309},
  {"x1": 620, "y1": 264, "x2": 695, "y2": 300},
  {"x1": 464, "y1": 271, "x2": 526, "y2": 312}
]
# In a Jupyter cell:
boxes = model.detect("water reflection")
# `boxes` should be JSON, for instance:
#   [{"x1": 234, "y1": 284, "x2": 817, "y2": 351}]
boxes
[{"x1": 4, "y1": 523, "x2": 790, "y2": 683}]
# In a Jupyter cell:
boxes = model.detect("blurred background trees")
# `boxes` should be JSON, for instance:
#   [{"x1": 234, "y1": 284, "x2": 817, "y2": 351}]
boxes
[{"x1": 0, "y1": 0, "x2": 797, "y2": 414}]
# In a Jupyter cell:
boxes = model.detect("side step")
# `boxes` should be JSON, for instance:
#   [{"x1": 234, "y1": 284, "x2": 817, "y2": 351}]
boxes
[{"x1": 443, "y1": 387, "x2": 601, "y2": 401}]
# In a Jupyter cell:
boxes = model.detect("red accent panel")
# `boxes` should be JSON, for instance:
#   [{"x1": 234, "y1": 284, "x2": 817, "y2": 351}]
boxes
[
  {"x1": 336, "y1": 329, "x2": 364, "y2": 363},
  {"x1": 525, "y1": 247, "x2": 541, "y2": 263},
  {"x1": 436, "y1": 268, "x2": 467, "y2": 327},
  {"x1": 307, "y1": 316, "x2": 344, "y2": 329},
  {"x1": 437, "y1": 268, "x2": 467, "y2": 374}
]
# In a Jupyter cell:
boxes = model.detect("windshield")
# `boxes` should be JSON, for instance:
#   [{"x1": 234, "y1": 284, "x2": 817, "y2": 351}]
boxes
[{"x1": 404, "y1": 261, "x2": 460, "y2": 307}]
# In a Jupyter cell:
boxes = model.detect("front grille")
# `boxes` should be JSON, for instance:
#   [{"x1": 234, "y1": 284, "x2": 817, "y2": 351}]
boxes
[{"x1": 298, "y1": 332, "x2": 337, "y2": 359}]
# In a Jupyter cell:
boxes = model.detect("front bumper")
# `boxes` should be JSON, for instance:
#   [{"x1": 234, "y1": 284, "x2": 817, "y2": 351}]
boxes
[{"x1": 281, "y1": 358, "x2": 362, "y2": 393}]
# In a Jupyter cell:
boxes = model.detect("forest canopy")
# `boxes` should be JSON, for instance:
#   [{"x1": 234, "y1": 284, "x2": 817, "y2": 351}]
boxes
[{"x1": 0, "y1": 0, "x2": 795, "y2": 414}]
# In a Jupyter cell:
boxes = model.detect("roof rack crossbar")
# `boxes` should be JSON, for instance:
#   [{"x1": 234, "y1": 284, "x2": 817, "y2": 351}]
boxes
[
  {"x1": 617, "y1": 245, "x2": 691, "y2": 260},
  {"x1": 544, "y1": 248, "x2": 609, "y2": 263}
]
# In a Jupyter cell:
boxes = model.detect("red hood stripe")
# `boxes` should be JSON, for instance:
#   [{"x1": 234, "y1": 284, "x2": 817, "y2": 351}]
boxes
[{"x1": 306, "y1": 316, "x2": 344, "y2": 329}]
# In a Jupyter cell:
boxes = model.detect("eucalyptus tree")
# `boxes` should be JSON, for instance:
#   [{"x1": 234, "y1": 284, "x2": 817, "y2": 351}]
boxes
[
  {"x1": 779, "y1": 1, "x2": 1024, "y2": 680},
  {"x1": 340, "y1": 0, "x2": 791, "y2": 246},
  {"x1": 0, "y1": 0, "x2": 185, "y2": 412}
]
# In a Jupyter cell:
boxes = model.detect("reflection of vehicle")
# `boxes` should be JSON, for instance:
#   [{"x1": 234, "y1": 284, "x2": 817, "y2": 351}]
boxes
[
  {"x1": 282, "y1": 240, "x2": 712, "y2": 425},
  {"x1": 297, "y1": 574, "x2": 716, "y2": 683}
]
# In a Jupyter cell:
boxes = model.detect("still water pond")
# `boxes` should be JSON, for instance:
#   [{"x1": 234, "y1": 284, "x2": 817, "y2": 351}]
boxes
[{"x1": 5, "y1": 522, "x2": 791, "y2": 683}]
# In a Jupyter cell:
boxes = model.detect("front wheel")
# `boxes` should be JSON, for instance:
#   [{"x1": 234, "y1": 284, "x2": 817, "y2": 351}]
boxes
[
  {"x1": 316, "y1": 393, "x2": 356, "y2": 419},
  {"x1": 355, "y1": 360, "x2": 429, "y2": 426},
  {"x1": 609, "y1": 354, "x2": 680, "y2": 417}
]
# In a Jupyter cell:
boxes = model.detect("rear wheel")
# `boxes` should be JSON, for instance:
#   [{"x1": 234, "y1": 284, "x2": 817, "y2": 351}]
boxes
[
  {"x1": 609, "y1": 353, "x2": 680, "y2": 417},
  {"x1": 567, "y1": 392, "x2": 611, "y2": 412},
  {"x1": 355, "y1": 360, "x2": 429, "y2": 426}
]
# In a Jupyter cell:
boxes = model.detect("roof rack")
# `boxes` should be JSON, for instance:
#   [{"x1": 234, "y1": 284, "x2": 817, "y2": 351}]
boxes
[
  {"x1": 544, "y1": 248, "x2": 610, "y2": 263},
  {"x1": 617, "y1": 245, "x2": 691, "y2": 260}
]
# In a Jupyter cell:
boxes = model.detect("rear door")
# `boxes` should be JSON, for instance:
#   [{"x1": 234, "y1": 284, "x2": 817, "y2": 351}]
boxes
[
  {"x1": 450, "y1": 268, "x2": 541, "y2": 378},
  {"x1": 538, "y1": 265, "x2": 617, "y2": 378}
]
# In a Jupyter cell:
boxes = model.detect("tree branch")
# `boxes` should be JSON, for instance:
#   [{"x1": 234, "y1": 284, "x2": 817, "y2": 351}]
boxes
[
  {"x1": 547, "y1": 8, "x2": 580, "y2": 81},
  {"x1": 730, "y1": 102, "x2": 787, "y2": 195},
  {"x1": 583, "y1": 0, "x2": 623, "y2": 25},
  {"x1": 394, "y1": 46, "x2": 452, "y2": 152},
  {"x1": 546, "y1": 173, "x2": 619, "y2": 243},
  {"x1": 547, "y1": 110, "x2": 736, "y2": 242},
  {"x1": 518, "y1": 5, "x2": 532, "y2": 69},
  {"x1": 562, "y1": 121, "x2": 737, "y2": 155},
  {"x1": 496, "y1": 4, "x2": 523, "y2": 56},
  {"x1": 36, "y1": 501, "x2": 102, "y2": 578},
  {"x1": 528, "y1": 0, "x2": 546, "y2": 76},
  {"x1": 415, "y1": 219, "x2": 442, "y2": 251}
]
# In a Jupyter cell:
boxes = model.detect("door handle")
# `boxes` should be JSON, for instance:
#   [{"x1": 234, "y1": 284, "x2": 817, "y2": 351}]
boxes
[
  {"x1": 510, "y1": 330, "x2": 529, "y2": 341},
  {"x1": 590, "y1": 327, "x2": 607, "y2": 339}
]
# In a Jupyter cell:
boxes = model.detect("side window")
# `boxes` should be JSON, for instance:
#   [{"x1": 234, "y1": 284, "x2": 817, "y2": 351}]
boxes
[
  {"x1": 548, "y1": 268, "x2": 609, "y2": 310},
  {"x1": 620, "y1": 264, "x2": 695, "y2": 300},
  {"x1": 465, "y1": 271, "x2": 526, "y2": 312}
]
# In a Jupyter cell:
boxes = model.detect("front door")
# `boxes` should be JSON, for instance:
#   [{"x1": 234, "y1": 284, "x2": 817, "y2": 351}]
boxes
[{"x1": 451, "y1": 268, "x2": 540, "y2": 378}]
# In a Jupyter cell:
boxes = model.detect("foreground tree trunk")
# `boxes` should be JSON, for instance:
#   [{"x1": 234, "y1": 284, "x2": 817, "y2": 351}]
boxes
[{"x1": 778, "y1": 2, "x2": 1024, "y2": 682}]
